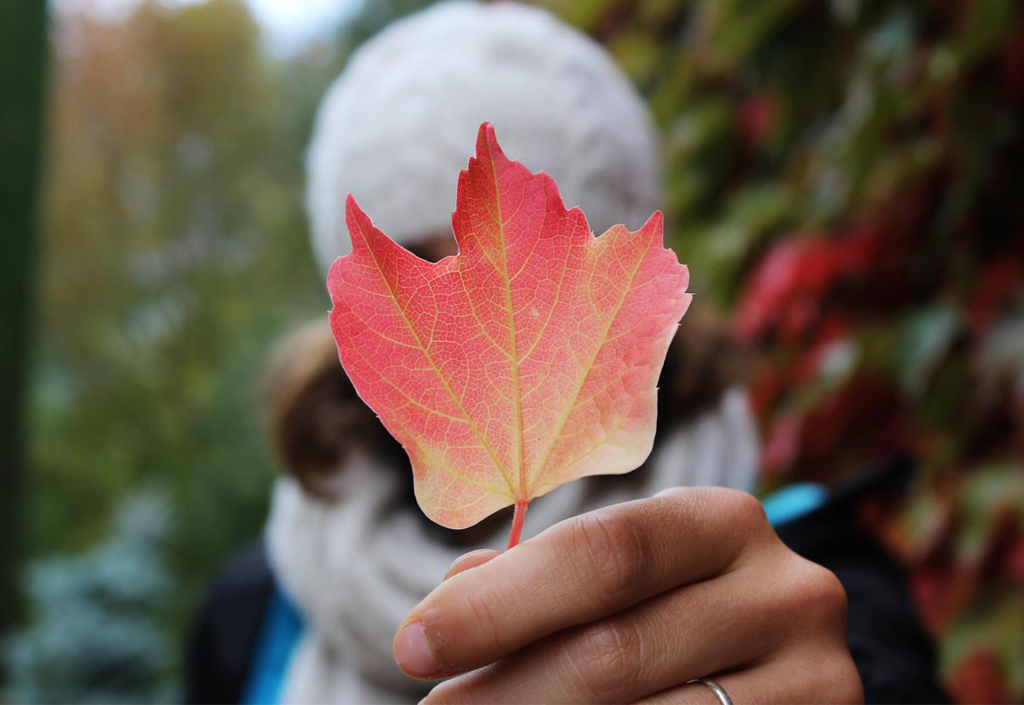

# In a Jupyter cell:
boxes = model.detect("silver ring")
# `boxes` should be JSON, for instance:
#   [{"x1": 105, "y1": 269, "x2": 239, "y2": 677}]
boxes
[{"x1": 688, "y1": 677, "x2": 733, "y2": 705}]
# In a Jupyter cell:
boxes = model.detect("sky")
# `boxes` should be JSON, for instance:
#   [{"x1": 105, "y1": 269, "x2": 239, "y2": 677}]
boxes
[{"x1": 54, "y1": 0, "x2": 359, "y2": 55}]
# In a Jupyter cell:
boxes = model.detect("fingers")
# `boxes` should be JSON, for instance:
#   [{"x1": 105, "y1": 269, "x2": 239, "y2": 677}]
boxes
[
  {"x1": 394, "y1": 488, "x2": 773, "y2": 678},
  {"x1": 394, "y1": 550, "x2": 500, "y2": 679},
  {"x1": 426, "y1": 629, "x2": 859, "y2": 705},
  {"x1": 420, "y1": 550, "x2": 853, "y2": 704},
  {"x1": 636, "y1": 644, "x2": 863, "y2": 704},
  {"x1": 420, "y1": 566, "x2": 780, "y2": 704}
]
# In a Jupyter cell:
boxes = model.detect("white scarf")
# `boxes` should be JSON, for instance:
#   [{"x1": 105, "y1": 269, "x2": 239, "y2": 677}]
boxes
[{"x1": 266, "y1": 388, "x2": 759, "y2": 705}]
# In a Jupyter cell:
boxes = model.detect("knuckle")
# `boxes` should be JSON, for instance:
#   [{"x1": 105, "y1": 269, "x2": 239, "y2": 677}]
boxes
[
  {"x1": 722, "y1": 488, "x2": 770, "y2": 534},
  {"x1": 787, "y1": 556, "x2": 849, "y2": 628},
  {"x1": 697, "y1": 487, "x2": 770, "y2": 543},
  {"x1": 815, "y1": 652, "x2": 863, "y2": 704},
  {"x1": 569, "y1": 509, "x2": 651, "y2": 602},
  {"x1": 461, "y1": 583, "x2": 507, "y2": 654},
  {"x1": 836, "y1": 657, "x2": 865, "y2": 704},
  {"x1": 563, "y1": 618, "x2": 645, "y2": 699}
]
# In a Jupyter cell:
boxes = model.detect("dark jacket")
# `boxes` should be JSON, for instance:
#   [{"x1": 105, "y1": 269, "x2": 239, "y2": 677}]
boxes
[{"x1": 184, "y1": 461, "x2": 948, "y2": 704}]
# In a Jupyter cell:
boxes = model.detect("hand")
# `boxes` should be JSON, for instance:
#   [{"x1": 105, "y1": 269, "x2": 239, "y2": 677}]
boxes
[{"x1": 392, "y1": 487, "x2": 863, "y2": 704}]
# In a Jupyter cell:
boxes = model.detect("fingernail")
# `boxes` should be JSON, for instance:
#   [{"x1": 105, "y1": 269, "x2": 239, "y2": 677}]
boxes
[{"x1": 394, "y1": 621, "x2": 439, "y2": 678}]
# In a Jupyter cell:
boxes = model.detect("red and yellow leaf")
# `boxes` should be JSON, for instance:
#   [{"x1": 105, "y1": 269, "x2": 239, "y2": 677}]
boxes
[{"x1": 327, "y1": 123, "x2": 690, "y2": 537}]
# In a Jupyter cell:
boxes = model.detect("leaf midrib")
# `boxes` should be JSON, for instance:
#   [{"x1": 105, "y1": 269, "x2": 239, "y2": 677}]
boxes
[{"x1": 486, "y1": 142, "x2": 527, "y2": 503}]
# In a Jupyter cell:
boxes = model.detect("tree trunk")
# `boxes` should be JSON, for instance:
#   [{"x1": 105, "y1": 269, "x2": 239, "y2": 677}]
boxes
[{"x1": 0, "y1": 0, "x2": 48, "y2": 637}]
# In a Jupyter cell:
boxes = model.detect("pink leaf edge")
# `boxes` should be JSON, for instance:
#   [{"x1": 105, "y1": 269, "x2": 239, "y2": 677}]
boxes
[{"x1": 327, "y1": 123, "x2": 691, "y2": 531}]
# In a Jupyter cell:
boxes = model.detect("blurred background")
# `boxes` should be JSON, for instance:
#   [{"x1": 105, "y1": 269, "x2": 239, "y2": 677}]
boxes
[{"x1": 2, "y1": 0, "x2": 1023, "y2": 702}]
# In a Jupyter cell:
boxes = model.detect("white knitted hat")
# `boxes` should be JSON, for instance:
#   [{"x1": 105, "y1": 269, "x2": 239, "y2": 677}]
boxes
[{"x1": 306, "y1": 0, "x2": 662, "y2": 272}]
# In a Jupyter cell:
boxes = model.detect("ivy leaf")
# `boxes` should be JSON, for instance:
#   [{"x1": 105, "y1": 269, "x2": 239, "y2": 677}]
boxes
[{"x1": 327, "y1": 123, "x2": 691, "y2": 546}]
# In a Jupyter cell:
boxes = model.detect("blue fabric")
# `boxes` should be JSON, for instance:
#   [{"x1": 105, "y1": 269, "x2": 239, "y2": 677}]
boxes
[
  {"x1": 763, "y1": 482, "x2": 828, "y2": 526},
  {"x1": 242, "y1": 586, "x2": 304, "y2": 705},
  {"x1": 241, "y1": 483, "x2": 828, "y2": 704}
]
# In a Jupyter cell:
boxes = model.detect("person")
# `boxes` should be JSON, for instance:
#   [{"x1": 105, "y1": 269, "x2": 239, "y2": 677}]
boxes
[{"x1": 185, "y1": 3, "x2": 947, "y2": 703}]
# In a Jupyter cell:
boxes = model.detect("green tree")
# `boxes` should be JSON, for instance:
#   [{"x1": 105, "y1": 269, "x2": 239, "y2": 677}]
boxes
[
  {"x1": 30, "y1": 0, "x2": 329, "y2": 643},
  {"x1": 5, "y1": 494, "x2": 176, "y2": 704}
]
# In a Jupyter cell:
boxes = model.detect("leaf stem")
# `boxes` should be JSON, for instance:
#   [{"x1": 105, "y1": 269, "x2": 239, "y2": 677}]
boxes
[{"x1": 507, "y1": 500, "x2": 529, "y2": 549}]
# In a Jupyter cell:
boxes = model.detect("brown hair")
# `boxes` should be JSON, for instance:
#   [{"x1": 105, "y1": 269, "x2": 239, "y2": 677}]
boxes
[
  {"x1": 266, "y1": 307, "x2": 743, "y2": 500},
  {"x1": 263, "y1": 320, "x2": 404, "y2": 499}
]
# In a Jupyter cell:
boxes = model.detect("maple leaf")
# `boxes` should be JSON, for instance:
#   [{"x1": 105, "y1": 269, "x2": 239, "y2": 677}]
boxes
[{"x1": 327, "y1": 123, "x2": 691, "y2": 547}]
